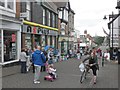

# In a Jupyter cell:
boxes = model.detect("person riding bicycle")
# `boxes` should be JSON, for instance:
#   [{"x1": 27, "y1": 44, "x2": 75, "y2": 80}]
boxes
[{"x1": 83, "y1": 49, "x2": 99, "y2": 84}]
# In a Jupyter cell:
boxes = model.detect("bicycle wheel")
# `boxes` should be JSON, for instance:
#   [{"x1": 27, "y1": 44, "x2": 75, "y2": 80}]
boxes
[{"x1": 80, "y1": 70, "x2": 86, "y2": 83}]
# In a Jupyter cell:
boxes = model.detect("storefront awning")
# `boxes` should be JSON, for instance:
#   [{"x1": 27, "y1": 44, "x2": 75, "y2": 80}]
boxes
[{"x1": 23, "y1": 20, "x2": 58, "y2": 31}]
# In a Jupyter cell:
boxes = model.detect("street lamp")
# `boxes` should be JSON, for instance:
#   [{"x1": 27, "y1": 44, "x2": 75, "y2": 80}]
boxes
[{"x1": 103, "y1": 12, "x2": 114, "y2": 60}]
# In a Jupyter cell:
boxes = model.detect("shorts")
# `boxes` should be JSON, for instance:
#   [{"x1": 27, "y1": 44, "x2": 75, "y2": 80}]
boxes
[{"x1": 90, "y1": 65, "x2": 97, "y2": 76}]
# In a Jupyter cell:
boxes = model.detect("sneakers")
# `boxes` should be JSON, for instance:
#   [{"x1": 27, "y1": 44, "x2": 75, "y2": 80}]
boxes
[{"x1": 34, "y1": 81, "x2": 40, "y2": 84}]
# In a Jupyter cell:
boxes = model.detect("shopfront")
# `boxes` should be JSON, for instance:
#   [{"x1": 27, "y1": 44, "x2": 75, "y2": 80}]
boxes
[
  {"x1": 59, "y1": 36, "x2": 68, "y2": 56},
  {"x1": 22, "y1": 20, "x2": 58, "y2": 50},
  {"x1": 4, "y1": 31, "x2": 17, "y2": 62},
  {"x1": 0, "y1": 20, "x2": 21, "y2": 65}
]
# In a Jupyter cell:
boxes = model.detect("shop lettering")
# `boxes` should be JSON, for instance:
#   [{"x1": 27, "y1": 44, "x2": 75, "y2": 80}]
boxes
[
  {"x1": 26, "y1": 25, "x2": 49, "y2": 35},
  {"x1": 27, "y1": 26, "x2": 32, "y2": 33},
  {"x1": 38, "y1": 27, "x2": 49, "y2": 35}
]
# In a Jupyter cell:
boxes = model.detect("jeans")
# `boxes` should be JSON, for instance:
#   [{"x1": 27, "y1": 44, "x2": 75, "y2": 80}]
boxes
[
  {"x1": 21, "y1": 62, "x2": 26, "y2": 73},
  {"x1": 34, "y1": 65, "x2": 41, "y2": 81}
]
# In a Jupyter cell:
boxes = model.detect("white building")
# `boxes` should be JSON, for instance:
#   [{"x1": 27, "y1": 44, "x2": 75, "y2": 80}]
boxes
[
  {"x1": 110, "y1": 16, "x2": 119, "y2": 48},
  {"x1": 117, "y1": 0, "x2": 120, "y2": 47},
  {"x1": 0, "y1": 0, "x2": 21, "y2": 65}
]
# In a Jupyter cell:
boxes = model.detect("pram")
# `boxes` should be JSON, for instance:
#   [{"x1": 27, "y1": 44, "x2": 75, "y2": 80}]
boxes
[{"x1": 44, "y1": 64, "x2": 57, "y2": 82}]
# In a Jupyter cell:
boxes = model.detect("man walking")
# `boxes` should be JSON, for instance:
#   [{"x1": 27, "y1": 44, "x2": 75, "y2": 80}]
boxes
[{"x1": 32, "y1": 46, "x2": 46, "y2": 84}]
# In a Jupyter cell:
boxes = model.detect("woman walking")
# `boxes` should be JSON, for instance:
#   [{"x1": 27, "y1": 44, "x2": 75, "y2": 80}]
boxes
[{"x1": 20, "y1": 48, "x2": 28, "y2": 73}]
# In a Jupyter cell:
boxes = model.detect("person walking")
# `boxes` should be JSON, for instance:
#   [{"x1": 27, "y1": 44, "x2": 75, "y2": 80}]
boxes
[
  {"x1": 77, "y1": 49, "x2": 80, "y2": 60},
  {"x1": 48, "y1": 47, "x2": 54, "y2": 66},
  {"x1": 20, "y1": 48, "x2": 28, "y2": 73},
  {"x1": 117, "y1": 48, "x2": 120, "y2": 64},
  {"x1": 41, "y1": 49, "x2": 48, "y2": 72},
  {"x1": 32, "y1": 46, "x2": 46, "y2": 84},
  {"x1": 83, "y1": 48, "x2": 99, "y2": 84}
]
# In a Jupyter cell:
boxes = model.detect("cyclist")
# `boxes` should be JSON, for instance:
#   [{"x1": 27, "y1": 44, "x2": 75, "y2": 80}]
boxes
[{"x1": 83, "y1": 48, "x2": 99, "y2": 84}]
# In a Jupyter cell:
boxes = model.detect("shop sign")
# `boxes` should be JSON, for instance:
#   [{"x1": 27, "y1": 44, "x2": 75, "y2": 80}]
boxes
[
  {"x1": 12, "y1": 34, "x2": 16, "y2": 42},
  {"x1": 38, "y1": 27, "x2": 49, "y2": 35},
  {"x1": 33, "y1": 27, "x2": 37, "y2": 34},
  {"x1": 26, "y1": 25, "x2": 49, "y2": 35}
]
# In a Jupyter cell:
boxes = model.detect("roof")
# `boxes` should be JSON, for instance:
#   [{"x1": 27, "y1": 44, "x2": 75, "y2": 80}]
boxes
[{"x1": 53, "y1": 2, "x2": 67, "y2": 8}]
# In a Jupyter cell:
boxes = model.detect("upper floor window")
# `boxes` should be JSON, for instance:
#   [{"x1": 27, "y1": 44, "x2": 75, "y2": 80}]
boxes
[
  {"x1": 0, "y1": 0, "x2": 5, "y2": 7},
  {"x1": 63, "y1": 9, "x2": 68, "y2": 21},
  {"x1": 43, "y1": 8, "x2": 45, "y2": 25},
  {"x1": 48, "y1": 10, "x2": 50, "y2": 26},
  {"x1": 7, "y1": 1, "x2": 14, "y2": 10},
  {"x1": 0, "y1": 0, "x2": 15, "y2": 11},
  {"x1": 52, "y1": 13, "x2": 55, "y2": 27}
]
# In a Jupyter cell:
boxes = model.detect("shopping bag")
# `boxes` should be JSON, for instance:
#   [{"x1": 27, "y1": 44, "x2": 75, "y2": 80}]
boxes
[{"x1": 79, "y1": 63, "x2": 85, "y2": 72}]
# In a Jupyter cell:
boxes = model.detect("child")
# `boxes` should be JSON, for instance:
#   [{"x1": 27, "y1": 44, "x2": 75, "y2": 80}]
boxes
[{"x1": 47, "y1": 64, "x2": 57, "y2": 79}]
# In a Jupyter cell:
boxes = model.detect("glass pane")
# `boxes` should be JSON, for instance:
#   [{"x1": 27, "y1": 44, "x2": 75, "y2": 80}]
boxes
[
  {"x1": 0, "y1": 30, "x2": 1, "y2": 63},
  {"x1": 4, "y1": 31, "x2": 17, "y2": 62},
  {"x1": 7, "y1": 1, "x2": 14, "y2": 10},
  {"x1": 25, "y1": 34, "x2": 32, "y2": 49},
  {"x1": 0, "y1": 0, "x2": 5, "y2": 7}
]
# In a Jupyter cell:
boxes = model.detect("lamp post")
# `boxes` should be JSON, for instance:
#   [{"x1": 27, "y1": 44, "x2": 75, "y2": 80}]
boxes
[
  {"x1": 103, "y1": 12, "x2": 114, "y2": 60},
  {"x1": 111, "y1": 12, "x2": 114, "y2": 60}
]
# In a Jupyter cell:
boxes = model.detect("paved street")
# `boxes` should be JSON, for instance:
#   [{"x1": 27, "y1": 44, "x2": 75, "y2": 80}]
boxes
[{"x1": 2, "y1": 56, "x2": 118, "y2": 88}]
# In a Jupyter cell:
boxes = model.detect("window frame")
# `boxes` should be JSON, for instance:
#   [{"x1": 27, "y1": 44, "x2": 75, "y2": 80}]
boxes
[{"x1": 0, "y1": 0, "x2": 16, "y2": 13}]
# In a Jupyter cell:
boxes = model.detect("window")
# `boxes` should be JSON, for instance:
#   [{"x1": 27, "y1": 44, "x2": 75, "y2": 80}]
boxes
[
  {"x1": 26, "y1": 2, "x2": 31, "y2": 20},
  {"x1": 0, "y1": 0, "x2": 5, "y2": 7},
  {"x1": 52, "y1": 13, "x2": 55, "y2": 27},
  {"x1": 4, "y1": 31, "x2": 17, "y2": 62},
  {"x1": 0, "y1": 30, "x2": 1, "y2": 62},
  {"x1": 7, "y1": 1, "x2": 14, "y2": 10},
  {"x1": 63, "y1": 9, "x2": 68, "y2": 21},
  {"x1": 48, "y1": 11, "x2": 50, "y2": 26},
  {"x1": 43, "y1": 8, "x2": 45, "y2": 25}
]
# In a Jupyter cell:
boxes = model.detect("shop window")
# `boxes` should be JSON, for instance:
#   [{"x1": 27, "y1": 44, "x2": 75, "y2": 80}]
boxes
[
  {"x1": 50, "y1": 36, "x2": 52, "y2": 45},
  {"x1": 34, "y1": 35, "x2": 41, "y2": 47},
  {"x1": 0, "y1": 30, "x2": 1, "y2": 62},
  {"x1": 45, "y1": 35, "x2": 47, "y2": 46},
  {"x1": 25, "y1": 34, "x2": 32, "y2": 49},
  {"x1": 4, "y1": 31, "x2": 17, "y2": 62}
]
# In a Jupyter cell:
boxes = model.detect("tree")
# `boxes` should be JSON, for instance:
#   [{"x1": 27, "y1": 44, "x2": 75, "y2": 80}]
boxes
[{"x1": 93, "y1": 36, "x2": 105, "y2": 46}]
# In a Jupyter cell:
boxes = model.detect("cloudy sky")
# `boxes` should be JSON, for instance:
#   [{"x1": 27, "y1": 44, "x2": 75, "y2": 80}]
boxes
[{"x1": 69, "y1": 0, "x2": 118, "y2": 36}]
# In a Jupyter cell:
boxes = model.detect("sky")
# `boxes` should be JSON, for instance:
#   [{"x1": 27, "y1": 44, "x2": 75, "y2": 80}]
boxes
[{"x1": 69, "y1": 0, "x2": 118, "y2": 36}]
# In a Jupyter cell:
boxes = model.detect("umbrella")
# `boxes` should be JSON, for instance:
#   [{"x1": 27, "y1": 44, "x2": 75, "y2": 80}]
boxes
[
  {"x1": 44, "y1": 45, "x2": 54, "y2": 51},
  {"x1": 44, "y1": 45, "x2": 50, "y2": 51}
]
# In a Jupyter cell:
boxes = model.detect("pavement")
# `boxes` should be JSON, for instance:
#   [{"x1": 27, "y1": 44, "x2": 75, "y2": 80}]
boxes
[{"x1": 1, "y1": 56, "x2": 119, "y2": 88}]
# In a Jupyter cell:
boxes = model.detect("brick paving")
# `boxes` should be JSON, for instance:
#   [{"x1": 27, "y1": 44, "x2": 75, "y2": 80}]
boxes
[{"x1": 2, "y1": 56, "x2": 119, "y2": 88}]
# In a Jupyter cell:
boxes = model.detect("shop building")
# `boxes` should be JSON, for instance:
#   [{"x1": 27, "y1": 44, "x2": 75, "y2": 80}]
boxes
[
  {"x1": 0, "y1": 0, "x2": 21, "y2": 65},
  {"x1": 19, "y1": 1, "x2": 58, "y2": 50},
  {"x1": 54, "y1": 2, "x2": 75, "y2": 56},
  {"x1": 68, "y1": 9, "x2": 75, "y2": 50}
]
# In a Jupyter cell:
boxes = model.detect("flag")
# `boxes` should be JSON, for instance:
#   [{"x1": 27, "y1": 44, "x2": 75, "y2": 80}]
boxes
[{"x1": 102, "y1": 27, "x2": 109, "y2": 36}]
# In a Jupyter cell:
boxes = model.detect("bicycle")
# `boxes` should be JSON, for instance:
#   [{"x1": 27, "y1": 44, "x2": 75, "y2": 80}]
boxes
[{"x1": 79, "y1": 62, "x2": 90, "y2": 83}]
